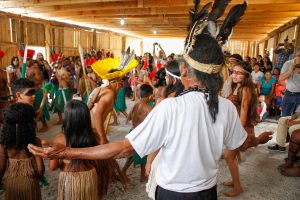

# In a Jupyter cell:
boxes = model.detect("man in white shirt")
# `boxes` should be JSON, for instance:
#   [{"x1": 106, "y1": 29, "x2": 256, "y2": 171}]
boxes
[
  {"x1": 279, "y1": 49, "x2": 300, "y2": 116},
  {"x1": 251, "y1": 63, "x2": 264, "y2": 85},
  {"x1": 28, "y1": 33, "x2": 272, "y2": 199}
]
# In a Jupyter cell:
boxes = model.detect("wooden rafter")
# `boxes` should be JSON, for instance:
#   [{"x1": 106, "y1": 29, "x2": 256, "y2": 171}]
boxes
[{"x1": 0, "y1": 0, "x2": 299, "y2": 40}]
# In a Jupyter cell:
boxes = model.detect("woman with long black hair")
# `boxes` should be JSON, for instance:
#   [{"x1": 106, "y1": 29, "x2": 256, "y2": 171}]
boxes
[{"x1": 49, "y1": 100, "x2": 125, "y2": 200}]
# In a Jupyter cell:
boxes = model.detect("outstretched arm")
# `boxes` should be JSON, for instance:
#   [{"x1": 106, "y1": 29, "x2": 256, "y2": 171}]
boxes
[{"x1": 28, "y1": 139, "x2": 134, "y2": 161}]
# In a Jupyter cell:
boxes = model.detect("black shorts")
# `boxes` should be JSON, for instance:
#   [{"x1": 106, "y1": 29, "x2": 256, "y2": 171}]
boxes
[{"x1": 155, "y1": 185, "x2": 217, "y2": 200}]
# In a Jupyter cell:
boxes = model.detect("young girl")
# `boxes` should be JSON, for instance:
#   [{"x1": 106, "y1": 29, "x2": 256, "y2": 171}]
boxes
[
  {"x1": 0, "y1": 103, "x2": 44, "y2": 200},
  {"x1": 224, "y1": 62, "x2": 259, "y2": 197},
  {"x1": 49, "y1": 100, "x2": 99, "y2": 199},
  {"x1": 49, "y1": 100, "x2": 126, "y2": 199}
]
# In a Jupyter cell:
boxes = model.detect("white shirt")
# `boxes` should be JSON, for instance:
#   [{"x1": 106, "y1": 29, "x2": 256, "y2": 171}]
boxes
[
  {"x1": 281, "y1": 59, "x2": 300, "y2": 92},
  {"x1": 251, "y1": 71, "x2": 264, "y2": 85},
  {"x1": 126, "y1": 92, "x2": 247, "y2": 193},
  {"x1": 259, "y1": 101, "x2": 267, "y2": 119}
]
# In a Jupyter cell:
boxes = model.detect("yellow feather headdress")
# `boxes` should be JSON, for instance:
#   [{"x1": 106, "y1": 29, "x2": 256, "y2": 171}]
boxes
[{"x1": 91, "y1": 47, "x2": 139, "y2": 80}]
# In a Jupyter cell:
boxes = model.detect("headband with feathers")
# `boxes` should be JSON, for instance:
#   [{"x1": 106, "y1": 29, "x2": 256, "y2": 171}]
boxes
[
  {"x1": 184, "y1": 0, "x2": 248, "y2": 74},
  {"x1": 91, "y1": 47, "x2": 139, "y2": 80}
]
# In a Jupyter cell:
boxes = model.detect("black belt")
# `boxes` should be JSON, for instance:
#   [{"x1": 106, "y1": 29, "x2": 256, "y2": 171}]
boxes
[{"x1": 285, "y1": 90, "x2": 300, "y2": 95}]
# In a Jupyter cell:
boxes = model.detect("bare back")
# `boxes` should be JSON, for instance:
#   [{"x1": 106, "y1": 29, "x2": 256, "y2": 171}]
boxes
[{"x1": 129, "y1": 99, "x2": 153, "y2": 128}]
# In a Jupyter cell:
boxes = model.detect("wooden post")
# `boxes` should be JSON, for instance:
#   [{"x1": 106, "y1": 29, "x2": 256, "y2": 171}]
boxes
[
  {"x1": 140, "y1": 40, "x2": 143, "y2": 56},
  {"x1": 294, "y1": 22, "x2": 300, "y2": 49},
  {"x1": 44, "y1": 23, "x2": 51, "y2": 62},
  {"x1": 255, "y1": 41, "x2": 259, "y2": 58},
  {"x1": 263, "y1": 40, "x2": 268, "y2": 56},
  {"x1": 246, "y1": 41, "x2": 250, "y2": 57},
  {"x1": 24, "y1": 20, "x2": 28, "y2": 45},
  {"x1": 93, "y1": 29, "x2": 97, "y2": 49},
  {"x1": 272, "y1": 32, "x2": 279, "y2": 64},
  {"x1": 121, "y1": 35, "x2": 126, "y2": 53}
]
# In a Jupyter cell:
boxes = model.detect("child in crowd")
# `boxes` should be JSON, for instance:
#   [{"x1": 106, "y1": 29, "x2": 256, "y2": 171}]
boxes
[
  {"x1": 258, "y1": 94, "x2": 268, "y2": 122},
  {"x1": 128, "y1": 72, "x2": 138, "y2": 101},
  {"x1": 0, "y1": 103, "x2": 44, "y2": 200},
  {"x1": 48, "y1": 100, "x2": 100, "y2": 199},
  {"x1": 122, "y1": 84, "x2": 154, "y2": 182},
  {"x1": 12, "y1": 78, "x2": 36, "y2": 106}
]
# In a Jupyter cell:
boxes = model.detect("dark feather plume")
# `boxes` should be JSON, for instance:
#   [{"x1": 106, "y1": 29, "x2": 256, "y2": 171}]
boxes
[
  {"x1": 185, "y1": 0, "x2": 212, "y2": 50},
  {"x1": 208, "y1": 0, "x2": 231, "y2": 21},
  {"x1": 216, "y1": 0, "x2": 247, "y2": 44}
]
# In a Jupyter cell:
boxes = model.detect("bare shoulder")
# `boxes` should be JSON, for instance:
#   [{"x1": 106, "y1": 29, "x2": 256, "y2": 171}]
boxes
[{"x1": 101, "y1": 87, "x2": 116, "y2": 99}]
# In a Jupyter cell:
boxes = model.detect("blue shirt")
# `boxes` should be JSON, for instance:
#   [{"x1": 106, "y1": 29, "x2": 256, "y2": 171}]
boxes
[{"x1": 260, "y1": 77, "x2": 276, "y2": 95}]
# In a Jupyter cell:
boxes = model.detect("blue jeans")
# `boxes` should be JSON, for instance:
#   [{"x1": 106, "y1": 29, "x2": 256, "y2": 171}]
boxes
[{"x1": 281, "y1": 91, "x2": 300, "y2": 117}]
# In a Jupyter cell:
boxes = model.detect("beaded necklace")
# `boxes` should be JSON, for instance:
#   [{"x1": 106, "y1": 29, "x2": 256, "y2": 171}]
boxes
[{"x1": 177, "y1": 86, "x2": 209, "y2": 98}]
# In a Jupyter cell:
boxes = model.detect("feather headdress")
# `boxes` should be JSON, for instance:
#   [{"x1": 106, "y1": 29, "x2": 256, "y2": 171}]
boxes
[
  {"x1": 91, "y1": 47, "x2": 138, "y2": 80},
  {"x1": 184, "y1": 0, "x2": 247, "y2": 74}
]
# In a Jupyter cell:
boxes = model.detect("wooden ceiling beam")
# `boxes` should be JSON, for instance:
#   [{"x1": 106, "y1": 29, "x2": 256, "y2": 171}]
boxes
[
  {"x1": 19, "y1": 3, "x2": 300, "y2": 15},
  {"x1": 1, "y1": 0, "x2": 300, "y2": 8},
  {"x1": 42, "y1": 5, "x2": 299, "y2": 18}
]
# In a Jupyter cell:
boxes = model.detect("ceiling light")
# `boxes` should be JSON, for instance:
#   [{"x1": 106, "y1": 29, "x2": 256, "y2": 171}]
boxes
[
  {"x1": 153, "y1": 30, "x2": 157, "y2": 35},
  {"x1": 120, "y1": 19, "x2": 125, "y2": 25}
]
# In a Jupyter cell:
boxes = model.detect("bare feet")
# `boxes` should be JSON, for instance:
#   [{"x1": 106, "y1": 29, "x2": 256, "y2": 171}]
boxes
[
  {"x1": 223, "y1": 187, "x2": 244, "y2": 197},
  {"x1": 280, "y1": 166, "x2": 300, "y2": 177},
  {"x1": 38, "y1": 126, "x2": 49, "y2": 133},
  {"x1": 278, "y1": 162, "x2": 293, "y2": 171},
  {"x1": 223, "y1": 180, "x2": 234, "y2": 187}
]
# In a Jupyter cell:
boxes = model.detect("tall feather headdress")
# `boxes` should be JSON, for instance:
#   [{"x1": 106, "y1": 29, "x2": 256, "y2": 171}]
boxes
[
  {"x1": 91, "y1": 47, "x2": 138, "y2": 80},
  {"x1": 183, "y1": 0, "x2": 247, "y2": 74}
]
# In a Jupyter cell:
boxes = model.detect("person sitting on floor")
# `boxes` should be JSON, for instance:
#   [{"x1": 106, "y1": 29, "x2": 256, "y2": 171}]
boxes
[{"x1": 268, "y1": 105, "x2": 300, "y2": 152}]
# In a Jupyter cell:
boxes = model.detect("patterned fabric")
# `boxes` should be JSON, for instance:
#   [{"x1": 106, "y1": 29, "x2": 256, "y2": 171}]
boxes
[{"x1": 274, "y1": 49, "x2": 294, "y2": 70}]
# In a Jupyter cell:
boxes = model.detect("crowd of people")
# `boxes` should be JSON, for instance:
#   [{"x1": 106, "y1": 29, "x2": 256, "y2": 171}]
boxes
[
  {"x1": 0, "y1": 1, "x2": 299, "y2": 199},
  {"x1": 0, "y1": 37, "x2": 299, "y2": 200}
]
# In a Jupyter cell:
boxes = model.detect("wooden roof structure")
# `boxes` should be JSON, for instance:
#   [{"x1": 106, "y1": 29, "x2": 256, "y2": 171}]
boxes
[{"x1": 0, "y1": 0, "x2": 299, "y2": 41}]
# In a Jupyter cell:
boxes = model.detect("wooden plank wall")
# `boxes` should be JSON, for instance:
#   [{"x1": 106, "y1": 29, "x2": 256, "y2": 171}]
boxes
[{"x1": 0, "y1": 13, "x2": 138, "y2": 69}]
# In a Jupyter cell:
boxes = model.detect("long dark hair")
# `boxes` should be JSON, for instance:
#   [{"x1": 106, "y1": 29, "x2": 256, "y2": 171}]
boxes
[
  {"x1": 0, "y1": 103, "x2": 36, "y2": 151},
  {"x1": 11, "y1": 56, "x2": 19, "y2": 68},
  {"x1": 186, "y1": 34, "x2": 224, "y2": 123},
  {"x1": 165, "y1": 60, "x2": 184, "y2": 97},
  {"x1": 63, "y1": 100, "x2": 98, "y2": 168},
  {"x1": 232, "y1": 63, "x2": 259, "y2": 125}
]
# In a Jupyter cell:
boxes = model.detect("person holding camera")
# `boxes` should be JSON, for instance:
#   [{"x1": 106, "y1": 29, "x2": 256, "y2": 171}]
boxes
[
  {"x1": 36, "y1": 52, "x2": 51, "y2": 83},
  {"x1": 274, "y1": 37, "x2": 294, "y2": 70},
  {"x1": 279, "y1": 49, "x2": 300, "y2": 117}
]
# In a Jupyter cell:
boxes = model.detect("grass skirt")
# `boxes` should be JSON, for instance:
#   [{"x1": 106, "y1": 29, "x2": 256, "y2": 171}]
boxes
[
  {"x1": 4, "y1": 157, "x2": 41, "y2": 200},
  {"x1": 58, "y1": 168, "x2": 98, "y2": 200}
]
